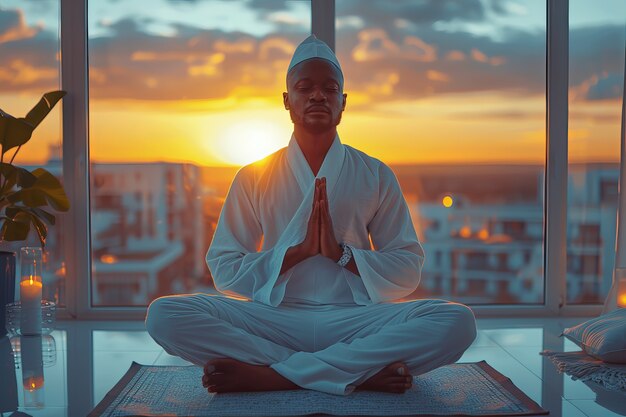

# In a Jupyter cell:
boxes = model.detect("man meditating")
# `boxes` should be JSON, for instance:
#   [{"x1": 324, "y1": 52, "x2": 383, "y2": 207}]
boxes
[{"x1": 146, "y1": 35, "x2": 476, "y2": 396}]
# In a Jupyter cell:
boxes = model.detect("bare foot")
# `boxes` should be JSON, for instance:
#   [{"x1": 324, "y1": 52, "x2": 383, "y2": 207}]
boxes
[
  {"x1": 202, "y1": 358, "x2": 300, "y2": 393},
  {"x1": 356, "y1": 362, "x2": 412, "y2": 394}
]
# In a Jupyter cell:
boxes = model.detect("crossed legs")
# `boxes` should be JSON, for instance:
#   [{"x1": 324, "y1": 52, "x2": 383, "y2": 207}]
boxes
[{"x1": 146, "y1": 294, "x2": 476, "y2": 396}]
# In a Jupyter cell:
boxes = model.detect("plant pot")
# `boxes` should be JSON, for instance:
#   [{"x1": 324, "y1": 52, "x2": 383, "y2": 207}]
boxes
[{"x1": 0, "y1": 251, "x2": 16, "y2": 337}]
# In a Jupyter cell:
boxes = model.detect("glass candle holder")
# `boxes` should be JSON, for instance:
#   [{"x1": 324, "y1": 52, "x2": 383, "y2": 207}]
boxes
[
  {"x1": 616, "y1": 268, "x2": 626, "y2": 308},
  {"x1": 19, "y1": 248, "x2": 43, "y2": 336},
  {"x1": 20, "y1": 335, "x2": 45, "y2": 408},
  {"x1": 5, "y1": 300, "x2": 56, "y2": 336}
]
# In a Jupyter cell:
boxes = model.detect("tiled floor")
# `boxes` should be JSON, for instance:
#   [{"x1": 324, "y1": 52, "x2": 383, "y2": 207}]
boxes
[{"x1": 1, "y1": 317, "x2": 625, "y2": 417}]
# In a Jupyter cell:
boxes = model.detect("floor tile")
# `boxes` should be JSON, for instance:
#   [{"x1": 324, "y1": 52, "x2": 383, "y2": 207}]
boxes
[
  {"x1": 569, "y1": 398, "x2": 626, "y2": 417},
  {"x1": 92, "y1": 330, "x2": 162, "y2": 352},
  {"x1": 8, "y1": 406, "x2": 68, "y2": 417},
  {"x1": 503, "y1": 346, "x2": 597, "y2": 400},
  {"x1": 468, "y1": 329, "x2": 498, "y2": 347},
  {"x1": 482, "y1": 328, "x2": 544, "y2": 348}
]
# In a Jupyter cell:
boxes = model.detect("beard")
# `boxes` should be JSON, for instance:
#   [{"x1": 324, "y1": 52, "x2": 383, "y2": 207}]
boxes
[{"x1": 289, "y1": 108, "x2": 343, "y2": 134}]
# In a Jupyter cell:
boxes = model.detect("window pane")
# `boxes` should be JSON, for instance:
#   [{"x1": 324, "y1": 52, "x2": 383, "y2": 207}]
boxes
[
  {"x1": 0, "y1": 1, "x2": 67, "y2": 307},
  {"x1": 337, "y1": 1, "x2": 546, "y2": 304},
  {"x1": 567, "y1": 0, "x2": 625, "y2": 304},
  {"x1": 88, "y1": 0, "x2": 310, "y2": 306}
]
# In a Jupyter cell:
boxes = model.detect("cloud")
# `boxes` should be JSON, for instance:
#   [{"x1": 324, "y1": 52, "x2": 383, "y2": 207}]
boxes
[
  {"x1": 1, "y1": 4, "x2": 623, "y2": 110},
  {"x1": 571, "y1": 73, "x2": 623, "y2": 101},
  {"x1": 351, "y1": 29, "x2": 436, "y2": 63},
  {"x1": 337, "y1": 0, "x2": 486, "y2": 28},
  {"x1": 246, "y1": 0, "x2": 290, "y2": 12},
  {"x1": 0, "y1": 8, "x2": 41, "y2": 44},
  {"x1": 488, "y1": 0, "x2": 528, "y2": 16}
]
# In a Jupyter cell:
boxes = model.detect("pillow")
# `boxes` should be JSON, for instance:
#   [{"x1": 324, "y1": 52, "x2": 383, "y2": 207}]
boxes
[{"x1": 563, "y1": 308, "x2": 626, "y2": 363}]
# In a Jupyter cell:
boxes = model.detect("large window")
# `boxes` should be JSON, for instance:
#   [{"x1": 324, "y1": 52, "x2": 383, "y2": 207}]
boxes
[
  {"x1": 13, "y1": 0, "x2": 620, "y2": 315},
  {"x1": 566, "y1": 0, "x2": 625, "y2": 304},
  {"x1": 88, "y1": 0, "x2": 311, "y2": 306},
  {"x1": 336, "y1": 1, "x2": 547, "y2": 304},
  {"x1": 0, "y1": 1, "x2": 67, "y2": 307}
]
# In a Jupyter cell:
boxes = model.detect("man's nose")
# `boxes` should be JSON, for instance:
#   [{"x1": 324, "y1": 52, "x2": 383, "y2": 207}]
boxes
[{"x1": 309, "y1": 88, "x2": 327, "y2": 101}]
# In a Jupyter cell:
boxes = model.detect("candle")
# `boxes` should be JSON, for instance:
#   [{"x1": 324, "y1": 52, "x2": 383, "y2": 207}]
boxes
[
  {"x1": 19, "y1": 247, "x2": 43, "y2": 336},
  {"x1": 617, "y1": 268, "x2": 626, "y2": 308},
  {"x1": 21, "y1": 335, "x2": 45, "y2": 408},
  {"x1": 20, "y1": 279, "x2": 42, "y2": 335}
]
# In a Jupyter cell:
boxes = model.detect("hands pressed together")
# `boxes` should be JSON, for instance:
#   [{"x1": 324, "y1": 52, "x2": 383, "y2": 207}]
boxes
[{"x1": 299, "y1": 177, "x2": 343, "y2": 262}]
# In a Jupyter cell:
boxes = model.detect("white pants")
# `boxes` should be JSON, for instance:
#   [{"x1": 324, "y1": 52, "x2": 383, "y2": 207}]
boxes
[{"x1": 145, "y1": 294, "x2": 476, "y2": 395}]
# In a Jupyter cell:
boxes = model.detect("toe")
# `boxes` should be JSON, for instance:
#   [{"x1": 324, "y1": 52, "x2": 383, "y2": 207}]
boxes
[
  {"x1": 205, "y1": 373, "x2": 228, "y2": 386},
  {"x1": 383, "y1": 376, "x2": 409, "y2": 385},
  {"x1": 389, "y1": 383, "x2": 407, "y2": 393},
  {"x1": 206, "y1": 358, "x2": 236, "y2": 373}
]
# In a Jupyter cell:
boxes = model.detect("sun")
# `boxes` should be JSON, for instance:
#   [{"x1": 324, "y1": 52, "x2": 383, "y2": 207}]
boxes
[{"x1": 215, "y1": 119, "x2": 289, "y2": 166}]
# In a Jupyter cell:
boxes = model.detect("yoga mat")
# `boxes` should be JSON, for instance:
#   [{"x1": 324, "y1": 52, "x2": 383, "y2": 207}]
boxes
[{"x1": 89, "y1": 361, "x2": 547, "y2": 417}]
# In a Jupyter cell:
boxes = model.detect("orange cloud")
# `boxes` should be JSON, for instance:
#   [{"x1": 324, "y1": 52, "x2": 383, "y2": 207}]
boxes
[
  {"x1": 365, "y1": 72, "x2": 400, "y2": 96},
  {"x1": 0, "y1": 9, "x2": 40, "y2": 44},
  {"x1": 352, "y1": 29, "x2": 436, "y2": 63},
  {"x1": 0, "y1": 60, "x2": 56, "y2": 85},
  {"x1": 213, "y1": 38, "x2": 255, "y2": 54},
  {"x1": 403, "y1": 36, "x2": 436, "y2": 62},
  {"x1": 352, "y1": 29, "x2": 400, "y2": 62},
  {"x1": 471, "y1": 48, "x2": 489, "y2": 63},
  {"x1": 427, "y1": 70, "x2": 449, "y2": 82},
  {"x1": 258, "y1": 37, "x2": 294, "y2": 60},
  {"x1": 446, "y1": 50, "x2": 466, "y2": 61}
]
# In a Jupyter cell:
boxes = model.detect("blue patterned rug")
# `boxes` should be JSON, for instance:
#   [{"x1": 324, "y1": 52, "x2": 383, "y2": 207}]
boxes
[{"x1": 90, "y1": 361, "x2": 546, "y2": 417}]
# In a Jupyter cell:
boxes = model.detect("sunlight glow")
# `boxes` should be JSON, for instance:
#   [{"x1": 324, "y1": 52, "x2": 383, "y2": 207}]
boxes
[{"x1": 216, "y1": 119, "x2": 288, "y2": 166}]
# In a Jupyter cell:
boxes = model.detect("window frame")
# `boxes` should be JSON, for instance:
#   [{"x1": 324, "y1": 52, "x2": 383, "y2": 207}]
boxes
[{"x1": 57, "y1": 0, "x2": 609, "y2": 319}]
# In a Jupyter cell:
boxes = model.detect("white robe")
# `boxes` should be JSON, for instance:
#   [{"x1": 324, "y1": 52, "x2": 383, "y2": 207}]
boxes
[
  {"x1": 146, "y1": 134, "x2": 476, "y2": 395},
  {"x1": 206, "y1": 134, "x2": 425, "y2": 306}
]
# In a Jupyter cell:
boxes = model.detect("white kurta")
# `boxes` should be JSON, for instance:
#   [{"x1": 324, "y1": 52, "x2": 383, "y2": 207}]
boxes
[
  {"x1": 146, "y1": 134, "x2": 476, "y2": 396},
  {"x1": 206, "y1": 134, "x2": 425, "y2": 306}
]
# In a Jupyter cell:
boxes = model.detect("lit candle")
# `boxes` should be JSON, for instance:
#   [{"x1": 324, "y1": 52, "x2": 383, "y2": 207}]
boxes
[
  {"x1": 20, "y1": 278, "x2": 42, "y2": 335},
  {"x1": 617, "y1": 268, "x2": 626, "y2": 308},
  {"x1": 19, "y1": 247, "x2": 43, "y2": 336},
  {"x1": 21, "y1": 335, "x2": 45, "y2": 408}
]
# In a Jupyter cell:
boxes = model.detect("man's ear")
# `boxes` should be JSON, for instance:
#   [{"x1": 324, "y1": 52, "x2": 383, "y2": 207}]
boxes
[
  {"x1": 342, "y1": 93, "x2": 347, "y2": 111},
  {"x1": 283, "y1": 92, "x2": 290, "y2": 110}
]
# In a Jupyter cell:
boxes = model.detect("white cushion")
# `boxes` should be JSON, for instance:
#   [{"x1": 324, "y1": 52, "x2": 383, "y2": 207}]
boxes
[{"x1": 563, "y1": 308, "x2": 626, "y2": 363}]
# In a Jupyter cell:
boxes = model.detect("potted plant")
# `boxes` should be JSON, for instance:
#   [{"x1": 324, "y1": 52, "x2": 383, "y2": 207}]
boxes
[
  {"x1": 0, "y1": 91, "x2": 69, "y2": 247},
  {"x1": 0, "y1": 91, "x2": 69, "y2": 335}
]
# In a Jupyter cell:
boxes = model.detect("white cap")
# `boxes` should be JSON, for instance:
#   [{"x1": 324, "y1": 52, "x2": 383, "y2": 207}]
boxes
[{"x1": 287, "y1": 34, "x2": 343, "y2": 80}]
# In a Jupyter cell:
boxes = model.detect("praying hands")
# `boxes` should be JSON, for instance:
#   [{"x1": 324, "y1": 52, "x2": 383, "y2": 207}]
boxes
[
  {"x1": 279, "y1": 177, "x2": 359, "y2": 276},
  {"x1": 300, "y1": 177, "x2": 343, "y2": 262}
]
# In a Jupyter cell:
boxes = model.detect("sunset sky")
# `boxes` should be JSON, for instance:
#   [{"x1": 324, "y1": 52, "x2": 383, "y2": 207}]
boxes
[{"x1": 1, "y1": 0, "x2": 624, "y2": 167}]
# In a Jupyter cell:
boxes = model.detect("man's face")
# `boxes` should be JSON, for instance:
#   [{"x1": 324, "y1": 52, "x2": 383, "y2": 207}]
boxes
[{"x1": 283, "y1": 58, "x2": 347, "y2": 134}]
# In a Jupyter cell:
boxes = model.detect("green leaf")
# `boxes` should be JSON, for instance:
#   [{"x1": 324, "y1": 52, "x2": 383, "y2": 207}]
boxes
[
  {"x1": 1, "y1": 218, "x2": 30, "y2": 241},
  {"x1": 0, "y1": 162, "x2": 17, "y2": 189},
  {"x1": 31, "y1": 207, "x2": 56, "y2": 225},
  {"x1": 31, "y1": 168, "x2": 69, "y2": 211},
  {"x1": 29, "y1": 213, "x2": 48, "y2": 248},
  {"x1": 0, "y1": 115, "x2": 33, "y2": 154},
  {"x1": 4, "y1": 206, "x2": 50, "y2": 247},
  {"x1": 7, "y1": 205, "x2": 56, "y2": 226},
  {"x1": 15, "y1": 166, "x2": 37, "y2": 188},
  {"x1": 7, "y1": 188, "x2": 48, "y2": 207},
  {"x1": 5, "y1": 206, "x2": 20, "y2": 218},
  {"x1": 24, "y1": 91, "x2": 66, "y2": 130}
]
